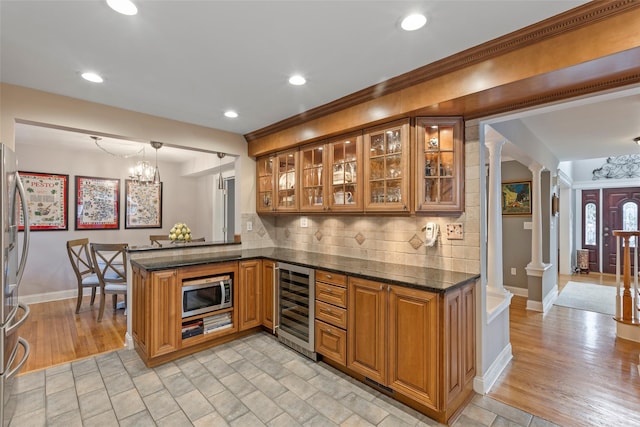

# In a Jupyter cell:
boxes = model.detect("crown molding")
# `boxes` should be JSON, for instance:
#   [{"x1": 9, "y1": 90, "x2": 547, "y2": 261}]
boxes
[{"x1": 245, "y1": 1, "x2": 639, "y2": 142}]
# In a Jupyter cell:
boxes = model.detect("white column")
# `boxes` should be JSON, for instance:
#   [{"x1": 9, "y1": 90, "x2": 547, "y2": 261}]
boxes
[
  {"x1": 527, "y1": 162, "x2": 545, "y2": 270},
  {"x1": 486, "y1": 140, "x2": 506, "y2": 295}
]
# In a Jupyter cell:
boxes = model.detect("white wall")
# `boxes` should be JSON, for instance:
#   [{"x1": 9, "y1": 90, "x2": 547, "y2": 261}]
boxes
[{"x1": 16, "y1": 143, "x2": 214, "y2": 297}]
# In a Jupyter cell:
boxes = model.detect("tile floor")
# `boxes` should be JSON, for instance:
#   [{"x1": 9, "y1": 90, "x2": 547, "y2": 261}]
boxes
[{"x1": 7, "y1": 332, "x2": 558, "y2": 427}]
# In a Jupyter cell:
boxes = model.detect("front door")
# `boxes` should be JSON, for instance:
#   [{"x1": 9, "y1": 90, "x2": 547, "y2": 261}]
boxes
[
  {"x1": 602, "y1": 187, "x2": 640, "y2": 274},
  {"x1": 581, "y1": 189, "x2": 599, "y2": 273}
]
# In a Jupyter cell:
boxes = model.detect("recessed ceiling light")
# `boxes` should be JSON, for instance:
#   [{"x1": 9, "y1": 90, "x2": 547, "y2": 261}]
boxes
[
  {"x1": 224, "y1": 110, "x2": 238, "y2": 118},
  {"x1": 106, "y1": 0, "x2": 138, "y2": 16},
  {"x1": 81, "y1": 72, "x2": 104, "y2": 83},
  {"x1": 401, "y1": 13, "x2": 427, "y2": 31},
  {"x1": 288, "y1": 75, "x2": 306, "y2": 86}
]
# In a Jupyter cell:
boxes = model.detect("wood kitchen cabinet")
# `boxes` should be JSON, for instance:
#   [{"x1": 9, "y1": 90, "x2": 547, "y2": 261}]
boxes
[
  {"x1": 363, "y1": 119, "x2": 410, "y2": 213},
  {"x1": 347, "y1": 277, "x2": 386, "y2": 383},
  {"x1": 131, "y1": 267, "x2": 180, "y2": 359},
  {"x1": 261, "y1": 259, "x2": 275, "y2": 331},
  {"x1": 131, "y1": 262, "x2": 240, "y2": 367},
  {"x1": 256, "y1": 149, "x2": 299, "y2": 213},
  {"x1": 347, "y1": 275, "x2": 475, "y2": 423},
  {"x1": 315, "y1": 270, "x2": 348, "y2": 365},
  {"x1": 256, "y1": 155, "x2": 275, "y2": 213},
  {"x1": 347, "y1": 277, "x2": 438, "y2": 401},
  {"x1": 327, "y1": 132, "x2": 363, "y2": 212},
  {"x1": 300, "y1": 132, "x2": 363, "y2": 213},
  {"x1": 238, "y1": 260, "x2": 262, "y2": 331},
  {"x1": 388, "y1": 285, "x2": 439, "y2": 410},
  {"x1": 415, "y1": 117, "x2": 464, "y2": 214},
  {"x1": 300, "y1": 142, "x2": 327, "y2": 212}
]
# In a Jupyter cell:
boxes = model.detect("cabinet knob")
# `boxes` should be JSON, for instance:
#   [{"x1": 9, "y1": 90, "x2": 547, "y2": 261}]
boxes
[
  {"x1": 325, "y1": 328, "x2": 332, "y2": 334},
  {"x1": 325, "y1": 308, "x2": 332, "y2": 313},
  {"x1": 325, "y1": 288, "x2": 332, "y2": 293},
  {"x1": 326, "y1": 274, "x2": 332, "y2": 279}
]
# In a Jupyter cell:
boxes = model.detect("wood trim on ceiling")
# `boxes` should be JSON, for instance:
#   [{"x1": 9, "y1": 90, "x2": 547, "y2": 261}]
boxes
[{"x1": 244, "y1": 0, "x2": 639, "y2": 142}]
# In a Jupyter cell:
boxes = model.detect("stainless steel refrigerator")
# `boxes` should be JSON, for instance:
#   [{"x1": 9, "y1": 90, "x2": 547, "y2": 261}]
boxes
[{"x1": 0, "y1": 143, "x2": 30, "y2": 426}]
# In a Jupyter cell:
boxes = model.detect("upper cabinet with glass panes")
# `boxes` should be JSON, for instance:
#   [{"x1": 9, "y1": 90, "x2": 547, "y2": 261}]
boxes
[
  {"x1": 328, "y1": 132, "x2": 363, "y2": 212},
  {"x1": 363, "y1": 119, "x2": 410, "y2": 212},
  {"x1": 256, "y1": 149, "x2": 299, "y2": 213},
  {"x1": 415, "y1": 117, "x2": 464, "y2": 214}
]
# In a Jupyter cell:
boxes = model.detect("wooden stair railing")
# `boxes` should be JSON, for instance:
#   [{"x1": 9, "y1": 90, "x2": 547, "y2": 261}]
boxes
[{"x1": 612, "y1": 230, "x2": 640, "y2": 325}]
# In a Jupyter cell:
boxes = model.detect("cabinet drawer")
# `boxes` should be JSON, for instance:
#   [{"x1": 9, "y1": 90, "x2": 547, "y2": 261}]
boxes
[
  {"x1": 315, "y1": 320, "x2": 346, "y2": 366},
  {"x1": 315, "y1": 300, "x2": 347, "y2": 329},
  {"x1": 316, "y1": 270, "x2": 347, "y2": 288},
  {"x1": 316, "y1": 283, "x2": 347, "y2": 307}
]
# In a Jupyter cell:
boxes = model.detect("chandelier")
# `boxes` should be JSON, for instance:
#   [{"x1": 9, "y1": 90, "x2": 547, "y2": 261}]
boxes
[
  {"x1": 129, "y1": 149, "x2": 155, "y2": 185},
  {"x1": 130, "y1": 141, "x2": 162, "y2": 185}
]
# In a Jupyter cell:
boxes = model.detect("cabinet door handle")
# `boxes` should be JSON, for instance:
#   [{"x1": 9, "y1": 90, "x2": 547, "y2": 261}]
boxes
[{"x1": 379, "y1": 285, "x2": 384, "y2": 290}]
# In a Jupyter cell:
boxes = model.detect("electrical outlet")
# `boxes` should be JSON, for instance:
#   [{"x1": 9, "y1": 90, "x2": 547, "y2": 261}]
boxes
[
  {"x1": 510, "y1": 268, "x2": 517, "y2": 275},
  {"x1": 300, "y1": 217, "x2": 308, "y2": 228},
  {"x1": 246, "y1": 221, "x2": 253, "y2": 231}
]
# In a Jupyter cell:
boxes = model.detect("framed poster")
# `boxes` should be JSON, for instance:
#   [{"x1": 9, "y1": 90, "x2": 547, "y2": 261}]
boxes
[
  {"x1": 501, "y1": 180, "x2": 532, "y2": 215},
  {"x1": 125, "y1": 180, "x2": 162, "y2": 229},
  {"x1": 18, "y1": 171, "x2": 68, "y2": 231},
  {"x1": 75, "y1": 176, "x2": 120, "y2": 230}
]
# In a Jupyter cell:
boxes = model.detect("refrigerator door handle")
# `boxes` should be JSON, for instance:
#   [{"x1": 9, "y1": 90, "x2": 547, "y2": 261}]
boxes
[
  {"x1": 5, "y1": 337, "x2": 30, "y2": 380},
  {"x1": 5, "y1": 302, "x2": 30, "y2": 336},
  {"x1": 15, "y1": 172, "x2": 30, "y2": 286}
]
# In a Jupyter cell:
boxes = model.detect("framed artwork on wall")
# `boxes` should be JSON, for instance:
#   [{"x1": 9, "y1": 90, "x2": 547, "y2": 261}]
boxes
[
  {"x1": 501, "y1": 180, "x2": 532, "y2": 215},
  {"x1": 75, "y1": 176, "x2": 120, "y2": 230},
  {"x1": 125, "y1": 180, "x2": 162, "y2": 229},
  {"x1": 18, "y1": 171, "x2": 69, "y2": 231}
]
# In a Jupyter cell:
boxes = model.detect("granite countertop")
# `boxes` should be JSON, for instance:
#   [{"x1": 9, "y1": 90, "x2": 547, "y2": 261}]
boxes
[{"x1": 130, "y1": 247, "x2": 479, "y2": 293}]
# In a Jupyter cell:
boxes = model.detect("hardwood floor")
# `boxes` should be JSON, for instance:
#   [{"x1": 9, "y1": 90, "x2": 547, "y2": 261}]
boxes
[
  {"x1": 489, "y1": 273, "x2": 640, "y2": 427},
  {"x1": 18, "y1": 296, "x2": 127, "y2": 374}
]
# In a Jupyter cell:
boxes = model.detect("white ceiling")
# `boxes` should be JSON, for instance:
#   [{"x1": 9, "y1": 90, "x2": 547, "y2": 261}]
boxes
[{"x1": 2, "y1": 0, "x2": 639, "y2": 163}]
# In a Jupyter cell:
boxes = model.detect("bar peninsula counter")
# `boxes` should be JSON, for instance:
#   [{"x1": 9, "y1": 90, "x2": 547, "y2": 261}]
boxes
[{"x1": 129, "y1": 245, "x2": 479, "y2": 424}]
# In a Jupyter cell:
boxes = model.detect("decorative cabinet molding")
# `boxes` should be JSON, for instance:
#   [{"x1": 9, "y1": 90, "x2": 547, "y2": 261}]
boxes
[{"x1": 415, "y1": 117, "x2": 464, "y2": 214}]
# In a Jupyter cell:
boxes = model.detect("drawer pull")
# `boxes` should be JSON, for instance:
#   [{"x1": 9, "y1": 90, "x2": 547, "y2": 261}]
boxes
[
  {"x1": 325, "y1": 328, "x2": 332, "y2": 334},
  {"x1": 326, "y1": 274, "x2": 332, "y2": 279},
  {"x1": 325, "y1": 288, "x2": 332, "y2": 293},
  {"x1": 322, "y1": 308, "x2": 332, "y2": 314}
]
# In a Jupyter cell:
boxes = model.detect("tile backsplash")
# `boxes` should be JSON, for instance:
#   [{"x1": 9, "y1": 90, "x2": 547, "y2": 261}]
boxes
[{"x1": 242, "y1": 126, "x2": 481, "y2": 275}]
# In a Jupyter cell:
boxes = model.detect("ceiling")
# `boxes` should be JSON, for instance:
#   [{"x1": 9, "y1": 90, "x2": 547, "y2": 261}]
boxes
[{"x1": 2, "y1": 1, "x2": 639, "y2": 163}]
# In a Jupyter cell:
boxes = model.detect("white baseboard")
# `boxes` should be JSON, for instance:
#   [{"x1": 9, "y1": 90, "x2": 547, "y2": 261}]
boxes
[
  {"x1": 526, "y1": 285, "x2": 558, "y2": 313},
  {"x1": 19, "y1": 288, "x2": 99, "y2": 305},
  {"x1": 542, "y1": 285, "x2": 558, "y2": 312},
  {"x1": 616, "y1": 323, "x2": 640, "y2": 343},
  {"x1": 474, "y1": 343, "x2": 513, "y2": 394},
  {"x1": 504, "y1": 286, "x2": 527, "y2": 297}
]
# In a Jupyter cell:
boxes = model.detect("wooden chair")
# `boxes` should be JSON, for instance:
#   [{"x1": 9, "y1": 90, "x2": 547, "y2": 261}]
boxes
[
  {"x1": 149, "y1": 234, "x2": 171, "y2": 247},
  {"x1": 90, "y1": 243, "x2": 128, "y2": 322},
  {"x1": 66, "y1": 238, "x2": 100, "y2": 314}
]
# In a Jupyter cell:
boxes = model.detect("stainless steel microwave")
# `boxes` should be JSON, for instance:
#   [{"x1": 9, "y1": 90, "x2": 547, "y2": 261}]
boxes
[{"x1": 182, "y1": 275, "x2": 232, "y2": 318}]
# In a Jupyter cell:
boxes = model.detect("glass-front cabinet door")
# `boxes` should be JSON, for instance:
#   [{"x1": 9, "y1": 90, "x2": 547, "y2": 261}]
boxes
[
  {"x1": 275, "y1": 149, "x2": 299, "y2": 211},
  {"x1": 415, "y1": 117, "x2": 464, "y2": 214},
  {"x1": 328, "y1": 132, "x2": 363, "y2": 211},
  {"x1": 300, "y1": 143, "x2": 326, "y2": 212},
  {"x1": 364, "y1": 119, "x2": 410, "y2": 212},
  {"x1": 256, "y1": 155, "x2": 275, "y2": 213}
]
